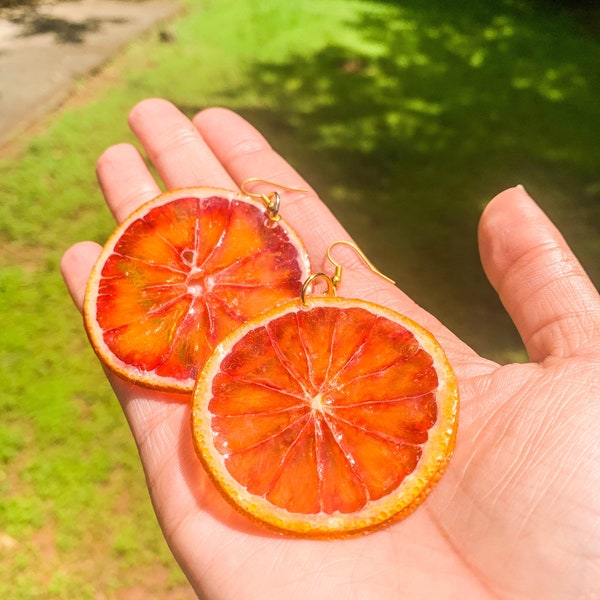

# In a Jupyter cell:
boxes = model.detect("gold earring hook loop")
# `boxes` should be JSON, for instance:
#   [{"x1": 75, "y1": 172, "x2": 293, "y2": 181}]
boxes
[
  {"x1": 326, "y1": 240, "x2": 395, "y2": 289},
  {"x1": 301, "y1": 273, "x2": 337, "y2": 305},
  {"x1": 240, "y1": 178, "x2": 309, "y2": 222},
  {"x1": 301, "y1": 241, "x2": 394, "y2": 305}
]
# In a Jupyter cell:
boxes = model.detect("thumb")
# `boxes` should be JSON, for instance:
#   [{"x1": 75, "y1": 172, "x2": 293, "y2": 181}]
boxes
[
  {"x1": 478, "y1": 186, "x2": 600, "y2": 363},
  {"x1": 60, "y1": 241, "x2": 102, "y2": 313}
]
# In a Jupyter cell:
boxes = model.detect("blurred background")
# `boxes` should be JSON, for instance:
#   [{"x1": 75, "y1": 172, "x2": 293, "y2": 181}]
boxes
[{"x1": 0, "y1": 0, "x2": 598, "y2": 597}]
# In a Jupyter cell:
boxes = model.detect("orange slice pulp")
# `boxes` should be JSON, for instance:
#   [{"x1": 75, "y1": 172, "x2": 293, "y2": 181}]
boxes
[
  {"x1": 84, "y1": 187, "x2": 310, "y2": 392},
  {"x1": 192, "y1": 296, "x2": 459, "y2": 537}
]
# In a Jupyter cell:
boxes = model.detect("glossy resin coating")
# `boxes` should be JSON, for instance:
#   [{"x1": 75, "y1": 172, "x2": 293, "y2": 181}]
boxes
[
  {"x1": 193, "y1": 297, "x2": 459, "y2": 537},
  {"x1": 85, "y1": 188, "x2": 310, "y2": 391}
]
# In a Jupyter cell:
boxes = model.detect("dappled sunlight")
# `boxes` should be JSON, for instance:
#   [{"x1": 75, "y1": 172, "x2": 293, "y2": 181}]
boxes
[{"x1": 241, "y1": 1, "x2": 597, "y2": 164}]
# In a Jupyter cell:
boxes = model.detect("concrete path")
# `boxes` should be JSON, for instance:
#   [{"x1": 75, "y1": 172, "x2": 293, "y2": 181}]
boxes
[{"x1": 0, "y1": 0, "x2": 182, "y2": 148}]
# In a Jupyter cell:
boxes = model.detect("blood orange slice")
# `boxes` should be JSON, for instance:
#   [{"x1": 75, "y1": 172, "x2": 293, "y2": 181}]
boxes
[
  {"x1": 192, "y1": 296, "x2": 459, "y2": 537},
  {"x1": 84, "y1": 187, "x2": 310, "y2": 392}
]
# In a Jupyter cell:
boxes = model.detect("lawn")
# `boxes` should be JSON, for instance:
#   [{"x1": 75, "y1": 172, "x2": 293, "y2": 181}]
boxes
[{"x1": 0, "y1": 0, "x2": 598, "y2": 597}]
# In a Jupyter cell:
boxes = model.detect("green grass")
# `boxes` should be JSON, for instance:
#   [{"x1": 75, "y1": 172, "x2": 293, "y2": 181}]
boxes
[{"x1": 0, "y1": 0, "x2": 598, "y2": 597}]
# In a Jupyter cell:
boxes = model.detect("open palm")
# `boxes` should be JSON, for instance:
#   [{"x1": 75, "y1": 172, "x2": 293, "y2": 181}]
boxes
[{"x1": 61, "y1": 99, "x2": 600, "y2": 599}]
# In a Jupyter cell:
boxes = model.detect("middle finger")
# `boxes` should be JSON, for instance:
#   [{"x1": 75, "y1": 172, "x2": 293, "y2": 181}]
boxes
[{"x1": 128, "y1": 98, "x2": 237, "y2": 191}]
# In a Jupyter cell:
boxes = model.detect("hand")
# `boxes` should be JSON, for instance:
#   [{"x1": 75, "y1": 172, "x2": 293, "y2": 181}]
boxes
[{"x1": 61, "y1": 99, "x2": 600, "y2": 599}]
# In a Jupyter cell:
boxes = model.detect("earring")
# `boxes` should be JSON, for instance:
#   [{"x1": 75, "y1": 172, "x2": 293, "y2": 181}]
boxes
[
  {"x1": 84, "y1": 182, "x2": 310, "y2": 393},
  {"x1": 192, "y1": 241, "x2": 459, "y2": 538}
]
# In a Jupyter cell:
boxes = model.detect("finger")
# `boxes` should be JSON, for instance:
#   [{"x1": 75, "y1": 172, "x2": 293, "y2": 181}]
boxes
[
  {"x1": 128, "y1": 98, "x2": 236, "y2": 190},
  {"x1": 478, "y1": 186, "x2": 600, "y2": 362},
  {"x1": 96, "y1": 143, "x2": 161, "y2": 222},
  {"x1": 60, "y1": 241, "x2": 102, "y2": 313}
]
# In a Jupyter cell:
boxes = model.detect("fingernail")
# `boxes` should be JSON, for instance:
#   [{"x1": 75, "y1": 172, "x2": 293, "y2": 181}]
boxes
[{"x1": 516, "y1": 184, "x2": 526, "y2": 191}]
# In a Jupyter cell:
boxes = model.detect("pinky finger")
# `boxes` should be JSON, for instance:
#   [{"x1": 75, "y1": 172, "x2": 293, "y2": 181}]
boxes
[{"x1": 61, "y1": 241, "x2": 102, "y2": 313}]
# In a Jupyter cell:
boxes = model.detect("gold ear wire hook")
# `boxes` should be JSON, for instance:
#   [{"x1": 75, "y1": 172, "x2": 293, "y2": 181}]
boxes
[
  {"x1": 240, "y1": 178, "x2": 309, "y2": 221},
  {"x1": 240, "y1": 177, "x2": 309, "y2": 196},
  {"x1": 300, "y1": 242, "x2": 395, "y2": 305},
  {"x1": 326, "y1": 240, "x2": 395, "y2": 289}
]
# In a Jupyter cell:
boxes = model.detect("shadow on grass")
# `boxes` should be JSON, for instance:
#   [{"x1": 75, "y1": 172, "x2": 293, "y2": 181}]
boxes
[
  {"x1": 185, "y1": 0, "x2": 599, "y2": 361},
  {"x1": 9, "y1": 11, "x2": 128, "y2": 44}
]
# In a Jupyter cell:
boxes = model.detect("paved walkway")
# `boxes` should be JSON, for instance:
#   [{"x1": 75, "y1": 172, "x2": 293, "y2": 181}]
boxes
[{"x1": 0, "y1": 0, "x2": 182, "y2": 148}]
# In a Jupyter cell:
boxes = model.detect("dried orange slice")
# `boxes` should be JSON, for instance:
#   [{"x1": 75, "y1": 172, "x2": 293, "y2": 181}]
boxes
[
  {"x1": 192, "y1": 296, "x2": 459, "y2": 537},
  {"x1": 84, "y1": 187, "x2": 310, "y2": 392}
]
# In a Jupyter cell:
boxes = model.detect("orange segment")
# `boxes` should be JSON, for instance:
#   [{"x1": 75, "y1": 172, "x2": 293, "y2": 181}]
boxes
[
  {"x1": 331, "y1": 394, "x2": 437, "y2": 444},
  {"x1": 265, "y1": 424, "x2": 321, "y2": 514},
  {"x1": 84, "y1": 187, "x2": 310, "y2": 392},
  {"x1": 102, "y1": 295, "x2": 193, "y2": 372},
  {"x1": 192, "y1": 297, "x2": 459, "y2": 538},
  {"x1": 211, "y1": 407, "x2": 308, "y2": 453},
  {"x1": 224, "y1": 416, "x2": 311, "y2": 497},
  {"x1": 325, "y1": 418, "x2": 420, "y2": 501},
  {"x1": 317, "y1": 421, "x2": 368, "y2": 514},
  {"x1": 201, "y1": 200, "x2": 272, "y2": 271}
]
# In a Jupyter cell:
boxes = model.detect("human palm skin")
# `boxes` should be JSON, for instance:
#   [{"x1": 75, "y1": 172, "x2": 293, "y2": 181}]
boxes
[{"x1": 62, "y1": 99, "x2": 600, "y2": 599}]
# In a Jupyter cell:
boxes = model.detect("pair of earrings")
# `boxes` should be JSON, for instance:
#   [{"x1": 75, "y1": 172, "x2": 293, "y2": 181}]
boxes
[{"x1": 84, "y1": 180, "x2": 458, "y2": 537}]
